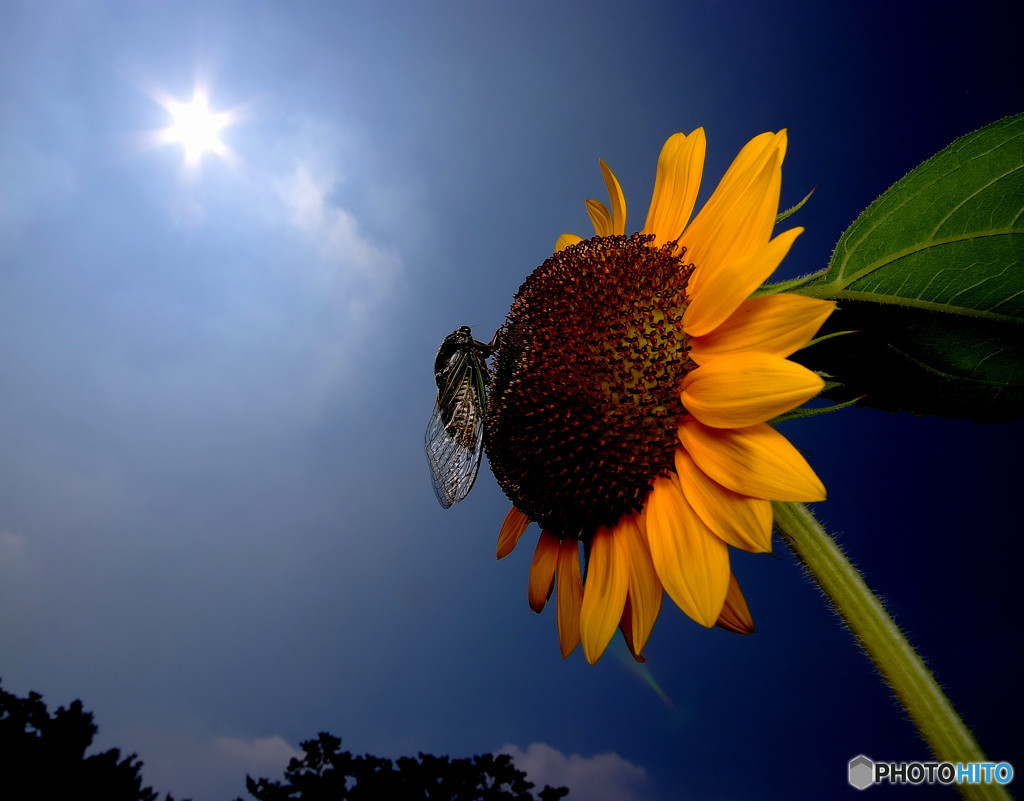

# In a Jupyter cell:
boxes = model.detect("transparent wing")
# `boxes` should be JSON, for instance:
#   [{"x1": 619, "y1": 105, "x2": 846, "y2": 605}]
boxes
[
  {"x1": 425, "y1": 389, "x2": 485, "y2": 508},
  {"x1": 425, "y1": 347, "x2": 487, "y2": 508}
]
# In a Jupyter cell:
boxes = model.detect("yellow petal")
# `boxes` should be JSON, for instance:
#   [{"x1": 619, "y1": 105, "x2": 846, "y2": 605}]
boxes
[
  {"x1": 554, "y1": 233, "x2": 583, "y2": 253},
  {"x1": 580, "y1": 524, "x2": 629, "y2": 664},
  {"x1": 528, "y1": 529, "x2": 560, "y2": 613},
  {"x1": 617, "y1": 513, "x2": 663, "y2": 656},
  {"x1": 683, "y1": 226, "x2": 802, "y2": 338},
  {"x1": 586, "y1": 198, "x2": 614, "y2": 237},
  {"x1": 689, "y1": 295, "x2": 836, "y2": 362},
  {"x1": 497, "y1": 506, "x2": 530, "y2": 559},
  {"x1": 711, "y1": 132, "x2": 781, "y2": 196},
  {"x1": 715, "y1": 573, "x2": 755, "y2": 634},
  {"x1": 681, "y1": 352, "x2": 824, "y2": 428},
  {"x1": 644, "y1": 473, "x2": 730, "y2": 627},
  {"x1": 679, "y1": 417, "x2": 826, "y2": 502},
  {"x1": 675, "y1": 448, "x2": 773, "y2": 553},
  {"x1": 683, "y1": 132, "x2": 786, "y2": 287},
  {"x1": 618, "y1": 596, "x2": 647, "y2": 662},
  {"x1": 599, "y1": 159, "x2": 626, "y2": 235},
  {"x1": 555, "y1": 538, "x2": 583, "y2": 658},
  {"x1": 642, "y1": 129, "x2": 706, "y2": 247}
]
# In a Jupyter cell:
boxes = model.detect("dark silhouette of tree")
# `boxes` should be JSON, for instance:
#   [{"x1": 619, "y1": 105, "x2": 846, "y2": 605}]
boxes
[
  {"x1": 237, "y1": 732, "x2": 570, "y2": 801},
  {"x1": 0, "y1": 678, "x2": 183, "y2": 801}
]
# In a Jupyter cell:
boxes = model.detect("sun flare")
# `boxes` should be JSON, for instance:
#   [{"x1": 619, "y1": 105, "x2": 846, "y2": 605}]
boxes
[{"x1": 158, "y1": 87, "x2": 236, "y2": 167}]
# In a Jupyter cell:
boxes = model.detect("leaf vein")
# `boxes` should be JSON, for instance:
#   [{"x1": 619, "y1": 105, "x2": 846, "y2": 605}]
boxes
[
  {"x1": 991, "y1": 284, "x2": 1024, "y2": 314},
  {"x1": 833, "y1": 124, "x2": 1024, "y2": 280},
  {"x1": 886, "y1": 341, "x2": 1021, "y2": 387},
  {"x1": 831, "y1": 128, "x2": 1024, "y2": 278},
  {"x1": 799, "y1": 286, "x2": 1023, "y2": 324},
  {"x1": 827, "y1": 228, "x2": 1021, "y2": 291},
  {"x1": 929, "y1": 164, "x2": 1024, "y2": 239}
]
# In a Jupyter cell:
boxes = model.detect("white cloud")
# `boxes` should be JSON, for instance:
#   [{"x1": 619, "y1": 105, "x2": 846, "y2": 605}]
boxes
[
  {"x1": 108, "y1": 731, "x2": 304, "y2": 801},
  {"x1": 498, "y1": 742, "x2": 653, "y2": 801},
  {"x1": 213, "y1": 734, "x2": 303, "y2": 772},
  {"x1": 280, "y1": 162, "x2": 330, "y2": 230},
  {"x1": 276, "y1": 161, "x2": 401, "y2": 321}
]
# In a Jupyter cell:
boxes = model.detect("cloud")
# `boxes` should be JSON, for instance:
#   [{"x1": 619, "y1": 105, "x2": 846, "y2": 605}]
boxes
[
  {"x1": 115, "y1": 731, "x2": 304, "y2": 801},
  {"x1": 276, "y1": 161, "x2": 401, "y2": 321},
  {"x1": 268, "y1": 159, "x2": 405, "y2": 413},
  {"x1": 212, "y1": 734, "x2": 303, "y2": 772},
  {"x1": 498, "y1": 742, "x2": 653, "y2": 801}
]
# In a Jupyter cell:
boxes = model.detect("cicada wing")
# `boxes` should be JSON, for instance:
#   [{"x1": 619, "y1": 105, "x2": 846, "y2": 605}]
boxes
[
  {"x1": 424, "y1": 393, "x2": 485, "y2": 508},
  {"x1": 425, "y1": 329, "x2": 490, "y2": 508}
]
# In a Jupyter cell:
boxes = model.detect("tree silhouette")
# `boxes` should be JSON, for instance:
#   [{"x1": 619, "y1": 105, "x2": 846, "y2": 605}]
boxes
[
  {"x1": 0, "y1": 678, "x2": 182, "y2": 801},
  {"x1": 2, "y1": 679, "x2": 570, "y2": 801},
  {"x1": 237, "y1": 732, "x2": 570, "y2": 801}
]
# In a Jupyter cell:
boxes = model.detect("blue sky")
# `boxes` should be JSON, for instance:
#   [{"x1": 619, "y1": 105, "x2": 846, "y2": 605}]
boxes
[{"x1": 1, "y1": 1, "x2": 1021, "y2": 799}]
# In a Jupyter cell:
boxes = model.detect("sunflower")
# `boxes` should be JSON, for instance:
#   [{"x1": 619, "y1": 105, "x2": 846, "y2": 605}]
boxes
[{"x1": 484, "y1": 129, "x2": 836, "y2": 664}]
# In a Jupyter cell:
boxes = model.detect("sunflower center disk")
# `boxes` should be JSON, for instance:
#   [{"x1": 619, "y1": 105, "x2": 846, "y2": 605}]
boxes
[{"x1": 486, "y1": 234, "x2": 695, "y2": 539}]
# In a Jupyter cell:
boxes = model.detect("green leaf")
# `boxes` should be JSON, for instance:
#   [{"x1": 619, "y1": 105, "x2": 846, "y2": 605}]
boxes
[{"x1": 791, "y1": 113, "x2": 1024, "y2": 423}]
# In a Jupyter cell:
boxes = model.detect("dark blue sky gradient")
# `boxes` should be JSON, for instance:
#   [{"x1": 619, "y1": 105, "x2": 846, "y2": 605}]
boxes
[{"x1": 1, "y1": 2, "x2": 1021, "y2": 799}]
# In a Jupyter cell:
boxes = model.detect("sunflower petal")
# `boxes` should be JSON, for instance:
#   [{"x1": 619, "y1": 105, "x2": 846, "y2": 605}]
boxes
[
  {"x1": 618, "y1": 596, "x2": 647, "y2": 662},
  {"x1": 618, "y1": 513, "x2": 663, "y2": 656},
  {"x1": 556, "y1": 538, "x2": 583, "y2": 658},
  {"x1": 681, "y1": 352, "x2": 824, "y2": 428},
  {"x1": 645, "y1": 474, "x2": 730, "y2": 627},
  {"x1": 497, "y1": 506, "x2": 531, "y2": 559},
  {"x1": 599, "y1": 159, "x2": 626, "y2": 235},
  {"x1": 683, "y1": 132, "x2": 786, "y2": 289},
  {"x1": 715, "y1": 573, "x2": 755, "y2": 634},
  {"x1": 580, "y1": 524, "x2": 629, "y2": 664},
  {"x1": 689, "y1": 295, "x2": 836, "y2": 362},
  {"x1": 555, "y1": 233, "x2": 583, "y2": 253},
  {"x1": 528, "y1": 530, "x2": 560, "y2": 613},
  {"x1": 586, "y1": 199, "x2": 614, "y2": 237},
  {"x1": 643, "y1": 129, "x2": 706, "y2": 247},
  {"x1": 684, "y1": 226, "x2": 802, "y2": 338},
  {"x1": 675, "y1": 448, "x2": 773, "y2": 553},
  {"x1": 679, "y1": 418, "x2": 826, "y2": 502},
  {"x1": 712, "y1": 132, "x2": 781, "y2": 194}
]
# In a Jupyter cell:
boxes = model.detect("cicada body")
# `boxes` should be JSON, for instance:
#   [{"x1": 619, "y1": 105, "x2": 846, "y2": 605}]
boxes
[{"x1": 425, "y1": 326, "x2": 495, "y2": 508}]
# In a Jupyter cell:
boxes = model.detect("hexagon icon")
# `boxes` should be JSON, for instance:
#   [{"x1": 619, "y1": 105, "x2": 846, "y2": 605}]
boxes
[{"x1": 848, "y1": 755, "x2": 875, "y2": 790}]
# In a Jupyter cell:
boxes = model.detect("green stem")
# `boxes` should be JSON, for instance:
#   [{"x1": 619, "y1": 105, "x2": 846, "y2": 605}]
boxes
[{"x1": 772, "y1": 501, "x2": 1012, "y2": 801}]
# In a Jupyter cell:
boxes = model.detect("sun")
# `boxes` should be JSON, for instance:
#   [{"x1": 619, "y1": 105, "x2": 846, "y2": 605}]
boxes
[{"x1": 158, "y1": 87, "x2": 236, "y2": 167}]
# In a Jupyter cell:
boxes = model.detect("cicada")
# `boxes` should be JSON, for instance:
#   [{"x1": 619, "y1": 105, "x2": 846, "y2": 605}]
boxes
[{"x1": 425, "y1": 326, "x2": 496, "y2": 508}]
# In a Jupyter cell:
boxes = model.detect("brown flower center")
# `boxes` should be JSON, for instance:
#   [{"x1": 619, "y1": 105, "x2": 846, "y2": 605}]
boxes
[{"x1": 485, "y1": 233, "x2": 696, "y2": 539}]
